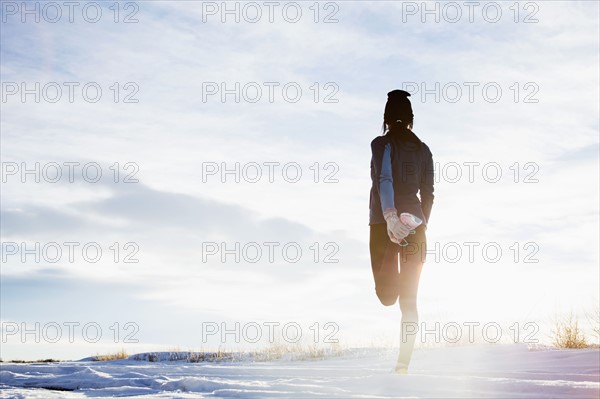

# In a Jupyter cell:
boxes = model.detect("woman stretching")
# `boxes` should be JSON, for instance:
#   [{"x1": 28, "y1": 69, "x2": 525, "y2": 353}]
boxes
[{"x1": 369, "y1": 89, "x2": 435, "y2": 374}]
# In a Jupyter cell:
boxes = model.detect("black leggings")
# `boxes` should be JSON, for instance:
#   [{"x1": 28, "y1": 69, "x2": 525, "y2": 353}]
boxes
[
  {"x1": 369, "y1": 223, "x2": 427, "y2": 309},
  {"x1": 370, "y1": 223, "x2": 427, "y2": 365}
]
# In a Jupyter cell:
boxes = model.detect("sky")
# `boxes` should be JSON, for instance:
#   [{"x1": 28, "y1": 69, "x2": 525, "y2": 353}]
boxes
[{"x1": 1, "y1": 0, "x2": 599, "y2": 360}]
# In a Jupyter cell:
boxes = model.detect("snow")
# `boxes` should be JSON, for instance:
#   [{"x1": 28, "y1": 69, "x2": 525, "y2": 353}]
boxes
[{"x1": 1, "y1": 345, "x2": 598, "y2": 398}]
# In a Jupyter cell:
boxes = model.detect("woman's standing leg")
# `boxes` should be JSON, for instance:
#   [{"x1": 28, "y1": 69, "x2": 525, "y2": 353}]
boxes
[{"x1": 396, "y1": 224, "x2": 427, "y2": 369}]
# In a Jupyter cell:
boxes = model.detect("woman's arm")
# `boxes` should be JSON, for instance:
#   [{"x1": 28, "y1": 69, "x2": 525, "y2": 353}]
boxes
[
  {"x1": 372, "y1": 138, "x2": 411, "y2": 241},
  {"x1": 379, "y1": 143, "x2": 396, "y2": 213},
  {"x1": 420, "y1": 146, "x2": 435, "y2": 224},
  {"x1": 371, "y1": 138, "x2": 395, "y2": 213}
]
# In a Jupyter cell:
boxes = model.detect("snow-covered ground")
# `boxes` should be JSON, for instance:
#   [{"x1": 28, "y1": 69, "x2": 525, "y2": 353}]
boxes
[{"x1": 1, "y1": 345, "x2": 598, "y2": 398}]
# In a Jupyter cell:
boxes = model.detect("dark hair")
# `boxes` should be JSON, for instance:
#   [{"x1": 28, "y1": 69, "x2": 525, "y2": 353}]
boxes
[{"x1": 382, "y1": 89, "x2": 422, "y2": 147}]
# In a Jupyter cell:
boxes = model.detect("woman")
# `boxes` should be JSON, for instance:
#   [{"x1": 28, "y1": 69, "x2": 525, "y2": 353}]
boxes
[{"x1": 369, "y1": 89, "x2": 435, "y2": 374}]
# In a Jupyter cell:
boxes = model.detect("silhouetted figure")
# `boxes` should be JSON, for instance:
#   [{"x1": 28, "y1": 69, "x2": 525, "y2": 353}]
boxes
[{"x1": 369, "y1": 89, "x2": 435, "y2": 373}]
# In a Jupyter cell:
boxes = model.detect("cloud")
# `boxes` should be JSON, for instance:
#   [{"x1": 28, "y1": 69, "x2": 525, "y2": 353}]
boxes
[{"x1": 1, "y1": 1, "x2": 598, "y2": 359}]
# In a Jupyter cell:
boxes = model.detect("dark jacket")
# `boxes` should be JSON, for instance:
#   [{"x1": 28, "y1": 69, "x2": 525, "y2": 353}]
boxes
[{"x1": 369, "y1": 130, "x2": 434, "y2": 226}]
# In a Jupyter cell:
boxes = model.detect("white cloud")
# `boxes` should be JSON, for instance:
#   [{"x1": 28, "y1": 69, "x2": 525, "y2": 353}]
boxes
[{"x1": 1, "y1": 1, "x2": 598, "y2": 359}]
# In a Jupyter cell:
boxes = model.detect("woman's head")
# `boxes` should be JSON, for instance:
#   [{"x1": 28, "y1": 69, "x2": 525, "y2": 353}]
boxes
[{"x1": 383, "y1": 89, "x2": 414, "y2": 132}]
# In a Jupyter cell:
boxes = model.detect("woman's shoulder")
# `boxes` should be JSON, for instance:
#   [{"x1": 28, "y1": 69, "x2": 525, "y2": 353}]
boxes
[
  {"x1": 370, "y1": 134, "x2": 390, "y2": 149},
  {"x1": 420, "y1": 140, "x2": 433, "y2": 156}
]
